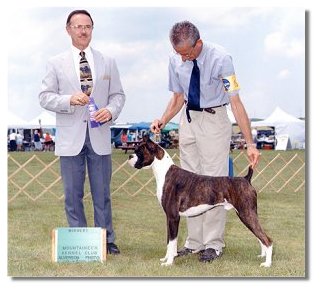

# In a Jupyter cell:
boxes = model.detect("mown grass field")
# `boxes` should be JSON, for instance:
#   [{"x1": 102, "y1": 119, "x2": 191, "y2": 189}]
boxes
[{"x1": 7, "y1": 149, "x2": 305, "y2": 277}]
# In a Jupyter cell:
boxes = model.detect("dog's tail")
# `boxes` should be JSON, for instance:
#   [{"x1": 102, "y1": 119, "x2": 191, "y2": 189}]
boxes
[{"x1": 244, "y1": 166, "x2": 254, "y2": 184}]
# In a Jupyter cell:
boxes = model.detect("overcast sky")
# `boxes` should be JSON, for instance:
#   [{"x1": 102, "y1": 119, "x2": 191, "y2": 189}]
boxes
[{"x1": 7, "y1": 6, "x2": 305, "y2": 124}]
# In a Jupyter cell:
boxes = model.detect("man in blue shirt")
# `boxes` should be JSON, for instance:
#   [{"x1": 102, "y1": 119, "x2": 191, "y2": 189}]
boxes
[{"x1": 151, "y1": 21, "x2": 260, "y2": 263}]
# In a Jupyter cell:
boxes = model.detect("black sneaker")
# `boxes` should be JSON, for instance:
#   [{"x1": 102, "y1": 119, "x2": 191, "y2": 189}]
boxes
[
  {"x1": 199, "y1": 248, "x2": 222, "y2": 263},
  {"x1": 177, "y1": 247, "x2": 194, "y2": 257}
]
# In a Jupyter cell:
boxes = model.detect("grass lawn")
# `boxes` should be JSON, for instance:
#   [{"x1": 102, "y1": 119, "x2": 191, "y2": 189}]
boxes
[{"x1": 7, "y1": 150, "x2": 305, "y2": 277}]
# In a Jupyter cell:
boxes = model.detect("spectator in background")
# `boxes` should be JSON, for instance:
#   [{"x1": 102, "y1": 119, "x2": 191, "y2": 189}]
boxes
[
  {"x1": 16, "y1": 132, "x2": 24, "y2": 151},
  {"x1": 120, "y1": 129, "x2": 128, "y2": 145},
  {"x1": 44, "y1": 132, "x2": 53, "y2": 152},
  {"x1": 9, "y1": 130, "x2": 17, "y2": 151},
  {"x1": 34, "y1": 130, "x2": 42, "y2": 151}
]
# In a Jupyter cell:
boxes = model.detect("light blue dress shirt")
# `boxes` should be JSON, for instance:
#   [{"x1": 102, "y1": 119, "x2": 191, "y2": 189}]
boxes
[{"x1": 168, "y1": 42, "x2": 240, "y2": 108}]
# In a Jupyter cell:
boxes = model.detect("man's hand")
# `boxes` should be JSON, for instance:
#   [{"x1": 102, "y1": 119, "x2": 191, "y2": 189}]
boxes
[
  {"x1": 70, "y1": 92, "x2": 90, "y2": 106},
  {"x1": 247, "y1": 145, "x2": 260, "y2": 168},
  {"x1": 95, "y1": 108, "x2": 112, "y2": 123},
  {"x1": 150, "y1": 119, "x2": 164, "y2": 134}
]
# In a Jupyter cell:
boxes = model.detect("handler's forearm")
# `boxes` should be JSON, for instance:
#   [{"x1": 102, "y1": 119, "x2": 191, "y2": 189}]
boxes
[
  {"x1": 160, "y1": 93, "x2": 185, "y2": 125},
  {"x1": 231, "y1": 100, "x2": 253, "y2": 145}
]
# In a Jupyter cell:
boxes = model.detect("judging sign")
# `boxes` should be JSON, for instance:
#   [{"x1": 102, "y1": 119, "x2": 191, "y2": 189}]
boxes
[
  {"x1": 275, "y1": 134, "x2": 289, "y2": 151},
  {"x1": 52, "y1": 227, "x2": 106, "y2": 263}
]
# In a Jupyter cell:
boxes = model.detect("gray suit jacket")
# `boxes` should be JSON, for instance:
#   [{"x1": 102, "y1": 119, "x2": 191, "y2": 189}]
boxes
[{"x1": 39, "y1": 48, "x2": 125, "y2": 156}]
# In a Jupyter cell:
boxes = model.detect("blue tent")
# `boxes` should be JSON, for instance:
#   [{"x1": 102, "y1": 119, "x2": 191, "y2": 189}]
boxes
[
  {"x1": 162, "y1": 122, "x2": 179, "y2": 132},
  {"x1": 129, "y1": 122, "x2": 151, "y2": 131}
]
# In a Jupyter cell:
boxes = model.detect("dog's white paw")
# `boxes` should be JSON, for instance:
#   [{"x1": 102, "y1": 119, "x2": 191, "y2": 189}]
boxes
[
  {"x1": 160, "y1": 255, "x2": 174, "y2": 266},
  {"x1": 259, "y1": 245, "x2": 272, "y2": 267},
  {"x1": 161, "y1": 260, "x2": 173, "y2": 266},
  {"x1": 260, "y1": 261, "x2": 271, "y2": 267}
]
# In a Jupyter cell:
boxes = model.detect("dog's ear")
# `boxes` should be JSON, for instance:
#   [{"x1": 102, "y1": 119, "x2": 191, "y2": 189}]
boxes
[
  {"x1": 142, "y1": 133, "x2": 150, "y2": 142},
  {"x1": 145, "y1": 137, "x2": 165, "y2": 160},
  {"x1": 145, "y1": 136, "x2": 156, "y2": 152}
]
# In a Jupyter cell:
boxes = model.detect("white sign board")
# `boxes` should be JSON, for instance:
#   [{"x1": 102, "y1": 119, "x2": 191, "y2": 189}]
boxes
[
  {"x1": 275, "y1": 134, "x2": 289, "y2": 151},
  {"x1": 52, "y1": 227, "x2": 106, "y2": 263}
]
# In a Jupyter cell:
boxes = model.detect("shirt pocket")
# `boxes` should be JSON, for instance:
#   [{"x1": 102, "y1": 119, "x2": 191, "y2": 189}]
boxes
[{"x1": 203, "y1": 78, "x2": 220, "y2": 97}]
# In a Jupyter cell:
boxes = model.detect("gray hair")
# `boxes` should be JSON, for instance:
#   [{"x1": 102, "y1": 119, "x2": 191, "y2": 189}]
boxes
[{"x1": 169, "y1": 21, "x2": 200, "y2": 47}]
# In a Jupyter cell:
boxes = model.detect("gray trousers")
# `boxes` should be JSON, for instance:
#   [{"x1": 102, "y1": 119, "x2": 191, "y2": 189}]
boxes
[
  {"x1": 60, "y1": 128, "x2": 115, "y2": 243},
  {"x1": 179, "y1": 106, "x2": 232, "y2": 252}
]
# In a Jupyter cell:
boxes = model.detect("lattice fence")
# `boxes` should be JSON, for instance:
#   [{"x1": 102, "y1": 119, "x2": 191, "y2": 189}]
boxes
[{"x1": 8, "y1": 149, "x2": 305, "y2": 203}]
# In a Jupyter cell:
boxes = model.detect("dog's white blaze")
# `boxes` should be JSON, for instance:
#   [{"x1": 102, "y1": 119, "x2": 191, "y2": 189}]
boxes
[
  {"x1": 128, "y1": 154, "x2": 153, "y2": 170},
  {"x1": 127, "y1": 155, "x2": 138, "y2": 167},
  {"x1": 160, "y1": 238, "x2": 177, "y2": 266}
]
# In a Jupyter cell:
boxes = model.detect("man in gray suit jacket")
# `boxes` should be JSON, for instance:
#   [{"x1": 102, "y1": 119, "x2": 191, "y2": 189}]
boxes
[{"x1": 39, "y1": 10, "x2": 125, "y2": 255}]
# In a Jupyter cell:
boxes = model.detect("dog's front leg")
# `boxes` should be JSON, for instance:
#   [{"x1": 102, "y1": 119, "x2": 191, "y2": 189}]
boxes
[
  {"x1": 160, "y1": 239, "x2": 177, "y2": 266},
  {"x1": 160, "y1": 215, "x2": 179, "y2": 266}
]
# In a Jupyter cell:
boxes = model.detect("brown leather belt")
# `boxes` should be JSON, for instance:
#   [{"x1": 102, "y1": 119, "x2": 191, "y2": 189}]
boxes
[
  {"x1": 184, "y1": 101, "x2": 228, "y2": 122},
  {"x1": 184, "y1": 101, "x2": 228, "y2": 113},
  {"x1": 203, "y1": 103, "x2": 228, "y2": 114}
]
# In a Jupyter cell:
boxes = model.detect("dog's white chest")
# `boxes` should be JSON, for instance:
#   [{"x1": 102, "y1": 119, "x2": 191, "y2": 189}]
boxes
[{"x1": 152, "y1": 152, "x2": 174, "y2": 205}]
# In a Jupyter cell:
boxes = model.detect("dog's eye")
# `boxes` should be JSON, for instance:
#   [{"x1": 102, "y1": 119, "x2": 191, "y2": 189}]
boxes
[
  {"x1": 136, "y1": 149, "x2": 143, "y2": 158},
  {"x1": 134, "y1": 147, "x2": 141, "y2": 154}
]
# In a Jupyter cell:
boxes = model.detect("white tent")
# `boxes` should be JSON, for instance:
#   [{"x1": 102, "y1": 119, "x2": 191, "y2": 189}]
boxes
[
  {"x1": 8, "y1": 111, "x2": 29, "y2": 128},
  {"x1": 28, "y1": 111, "x2": 56, "y2": 128},
  {"x1": 227, "y1": 106, "x2": 236, "y2": 123},
  {"x1": 110, "y1": 123, "x2": 133, "y2": 129},
  {"x1": 251, "y1": 106, "x2": 305, "y2": 149}
]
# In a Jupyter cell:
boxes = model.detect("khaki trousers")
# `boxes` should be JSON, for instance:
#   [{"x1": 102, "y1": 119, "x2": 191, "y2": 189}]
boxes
[{"x1": 179, "y1": 106, "x2": 232, "y2": 252}]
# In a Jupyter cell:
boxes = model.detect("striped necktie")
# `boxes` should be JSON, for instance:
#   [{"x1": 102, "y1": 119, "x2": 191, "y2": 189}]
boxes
[
  {"x1": 79, "y1": 51, "x2": 93, "y2": 96},
  {"x1": 79, "y1": 51, "x2": 101, "y2": 128}
]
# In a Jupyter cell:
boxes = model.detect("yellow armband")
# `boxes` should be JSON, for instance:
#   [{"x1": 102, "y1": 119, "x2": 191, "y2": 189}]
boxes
[{"x1": 222, "y1": 74, "x2": 240, "y2": 92}]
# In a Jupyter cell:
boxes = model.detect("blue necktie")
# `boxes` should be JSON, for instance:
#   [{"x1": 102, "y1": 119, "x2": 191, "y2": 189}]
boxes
[{"x1": 186, "y1": 59, "x2": 201, "y2": 122}]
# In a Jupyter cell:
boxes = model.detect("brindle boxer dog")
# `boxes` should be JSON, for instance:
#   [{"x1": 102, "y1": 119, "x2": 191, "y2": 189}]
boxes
[{"x1": 128, "y1": 136, "x2": 273, "y2": 267}]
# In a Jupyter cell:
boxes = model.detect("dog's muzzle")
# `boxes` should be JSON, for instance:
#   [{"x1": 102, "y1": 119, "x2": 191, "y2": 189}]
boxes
[
  {"x1": 128, "y1": 154, "x2": 153, "y2": 169},
  {"x1": 128, "y1": 154, "x2": 138, "y2": 168}
]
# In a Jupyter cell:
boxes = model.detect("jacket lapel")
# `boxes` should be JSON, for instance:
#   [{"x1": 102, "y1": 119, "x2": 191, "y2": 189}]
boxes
[
  {"x1": 92, "y1": 49, "x2": 104, "y2": 90},
  {"x1": 62, "y1": 51, "x2": 80, "y2": 91}
]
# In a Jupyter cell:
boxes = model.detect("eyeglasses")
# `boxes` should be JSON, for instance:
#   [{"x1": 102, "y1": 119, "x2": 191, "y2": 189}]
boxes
[
  {"x1": 174, "y1": 41, "x2": 198, "y2": 58},
  {"x1": 70, "y1": 24, "x2": 93, "y2": 31}
]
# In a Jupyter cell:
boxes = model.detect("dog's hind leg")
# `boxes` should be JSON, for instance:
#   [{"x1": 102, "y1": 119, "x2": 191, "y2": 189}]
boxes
[
  {"x1": 160, "y1": 216, "x2": 180, "y2": 266},
  {"x1": 258, "y1": 239, "x2": 266, "y2": 257},
  {"x1": 237, "y1": 212, "x2": 273, "y2": 267},
  {"x1": 257, "y1": 239, "x2": 273, "y2": 267}
]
